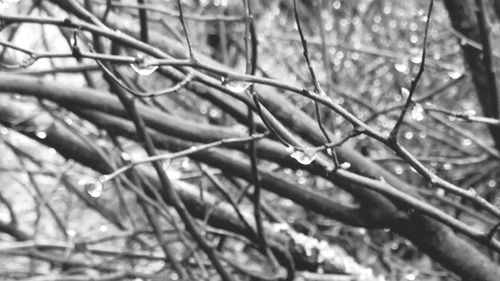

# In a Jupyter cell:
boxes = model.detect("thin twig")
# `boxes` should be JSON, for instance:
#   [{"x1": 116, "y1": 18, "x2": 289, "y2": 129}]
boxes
[
  {"x1": 98, "y1": 133, "x2": 268, "y2": 185},
  {"x1": 137, "y1": 0, "x2": 149, "y2": 43},
  {"x1": 389, "y1": 0, "x2": 433, "y2": 141},
  {"x1": 293, "y1": 0, "x2": 340, "y2": 168},
  {"x1": 176, "y1": 0, "x2": 196, "y2": 61},
  {"x1": 475, "y1": 0, "x2": 499, "y2": 120}
]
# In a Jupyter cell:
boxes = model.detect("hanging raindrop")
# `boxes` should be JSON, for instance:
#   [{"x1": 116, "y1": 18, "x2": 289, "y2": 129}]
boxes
[
  {"x1": 340, "y1": 162, "x2": 351, "y2": 169},
  {"x1": 488, "y1": 179, "x2": 497, "y2": 188},
  {"x1": 410, "y1": 102, "x2": 425, "y2": 121},
  {"x1": 401, "y1": 87, "x2": 410, "y2": 99},
  {"x1": 447, "y1": 70, "x2": 462, "y2": 79},
  {"x1": 394, "y1": 59, "x2": 409, "y2": 73},
  {"x1": 290, "y1": 148, "x2": 317, "y2": 165},
  {"x1": 461, "y1": 138, "x2": 472, "y2": 146},
  {"x1": 394, "y1": 165, "x2": 404, "y2": 175},
  {"x1": 120, "y1": 152, "x2": 132, "y2": 163},
  {"x1": 35, "y1": 130, "x2": 47, "y2": 139},
  {"x1": 403, "y1": 131, "x2": 414, "y2": 140},
  {"x1": 66, "y1": 228, "x2": 76, "y2": 237},
  {"x1": 130, "y1": 54, "x2": 158, "y2": 76},
  {"x1": 222, "y1": 80, "x2": 252, "y2": 93},
  {"x1": 467, "y1": 187, "x2": 477, "y2": 196},
  {"x1": 20, "y1": 56, "x2": 36, "y2": 68},
  {"x1": 79, "y1": 178, "x2": 104, "y2": 198}
]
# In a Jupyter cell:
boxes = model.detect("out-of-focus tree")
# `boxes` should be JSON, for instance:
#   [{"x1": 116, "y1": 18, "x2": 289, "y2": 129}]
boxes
[{"x1": 0, "y1": 0, "x2": 500, "y2": 280}]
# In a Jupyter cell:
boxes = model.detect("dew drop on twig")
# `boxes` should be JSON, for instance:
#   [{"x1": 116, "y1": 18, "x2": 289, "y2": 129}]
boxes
[
  {"x1": 35, "y1": 130, "x2": 47, "y2": 139},
  {"x1": 403, "y1": 131, "x2": 414, "y2": 140},
  {"x1": 410, "y1": 102, "x2": 425, "y2": 121},
  {"x1": 340, "y1": 162, "x2": 351, "y2": 169},
  {"x1": 461, "y1": 138, "x2": 472, "y2": 146},
  {"x1": 447, "y1": 70, "x2": 462, "y2": 79},
  {"x1": 290, "y1": 148, "x2": 317, "y2": 165},
  {"x1": 66, "y1": 228, "x2": 76, "y2": 237},
  {"x1": 442, "y1": 163, "x2": 452, "y2": 170},
  {"x1": 401, "y1": 87, "x2": 410, "y2": 99},
  {"x1": 223, "y1": 80, "x2": 252, "y2": 93},
  {"x1": 21, "y1": 56, "x2": 36, "y2": 69},
  {"x1": 467, "y1": 187, "x2": 477, "y2": 196},
  {"x1": 79, "y1": 178, "x2": 104, "y2": 198},
  {"x1": 394, "y1": 59, "x2": 409, "y2": 73},
  {"x1": 130, "y1": 54, "x2": 158, "y2": 76},
  {"x1": 394, "y1": 165, "x2": 404, "y2": 175},
  {"x1": 488, "y1": 180, "x2": 497, "y2": 188}
]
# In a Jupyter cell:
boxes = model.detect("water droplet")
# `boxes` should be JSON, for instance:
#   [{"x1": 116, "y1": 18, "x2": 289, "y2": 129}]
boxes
[
  {"x1": 403, "y1": 271, "x2": 418, "y2": 281},
  {"x1": 443, "y1": 163, "x2": 452, "y2": 170},
  {"x1": 467, "y1": 187, "x2": 477, "y2": 196},
  {"x1": 232, "y1": 124, "x2": 247, "y2": 134},
  {"x1": 448, "y1": 70, "x2": 462, "y2": 79},
  {"x1": 66, "y1": 228, "x2": 76, "y2": 237},
  {"x1": 120, "y1": 152, "x2": 132, "y2": 163},
  {"x1": 333, "y1": 0, "x2": 341, "y2": 10},
  {"x1": 21, "y1": 56, "x2": 36, "y2": 68},
  {"x1": 209, "y1": 108, "x2": 221, "y2": 119},
  {"x1": 403, "y1": 131, "x2": 414, "y2": 140},
  {"x1": 200, "y1": 105, "x2": 208, "y2": 115},
  {"x1": 35, "y1": 130, "x2": 47, "y2": 139},
  {"x1": 488, "y1": 180, "x2": 497, "y2": 188},
  {"x1": 290, "y1": 148, "x2": 317, "y2": 165},
  {"x1": 298, "y1": 177, "x2": 307, "y2": 184},
  {"x1": 223, "y1": 80, "x2": 252, "y2": 93},
  {"x1": 99, "y1": 225, "x2": 108, "y2": 232},
  {"x1": 461, "y1": 139, "x2": 472, "y2": 146},
  {"x1": 401, "y1": 87, "x2": 410, "y2": 99},
  {"x1": 340, "y1": 162, "x2": 351, "y2": 169},
  {"x1": 394, "y1": 59, "x2": 409, "y2": 73},
  {"x1": 64, "y1": 117, "x2": 73, "y2": 125},
  {"x1": 418, "y1": 131, "x2": 427, "y2": 139},
  {"x1": 318, "y1": 89, "x2": 329, "y2": 98},
  {"x1": 181, "y1": 158, "x2": 191, "y2": 169},
  {"x1": 464, "y1": 109, "x2": 476, "y2": 116},
  {"x1": 383, "y1": 5, "x2": 392, "y2": 14},
  {"x1": 410, "y1": 102, "x2": 425, "y2": 121},
  {"x1": 410, "y1": 55, "x2": 422, "y2": 64},
  {"x1": 79, "y1": 178, "x2": 103, "y2": 198},
  {"x1": 130, "y1": 54, "x2": 158, "y2": 76},
  {"x1": 0, "y1": 126, "x2": 8, "y2": 135},
  {"x1": 394, "y1": 165, "x2": 404, "y2": 175},
  {"x1": 436, "y1": 188, "x2": 445, "y2": 196}
]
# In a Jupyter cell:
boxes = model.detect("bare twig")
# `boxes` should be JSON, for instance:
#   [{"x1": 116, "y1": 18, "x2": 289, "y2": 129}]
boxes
[
  {"x1": 293, "y1": 0, "x2": 340, "y2": 169},
  {"x1": 389, "y1": 0, "x2": 434, "y2": 141}
]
